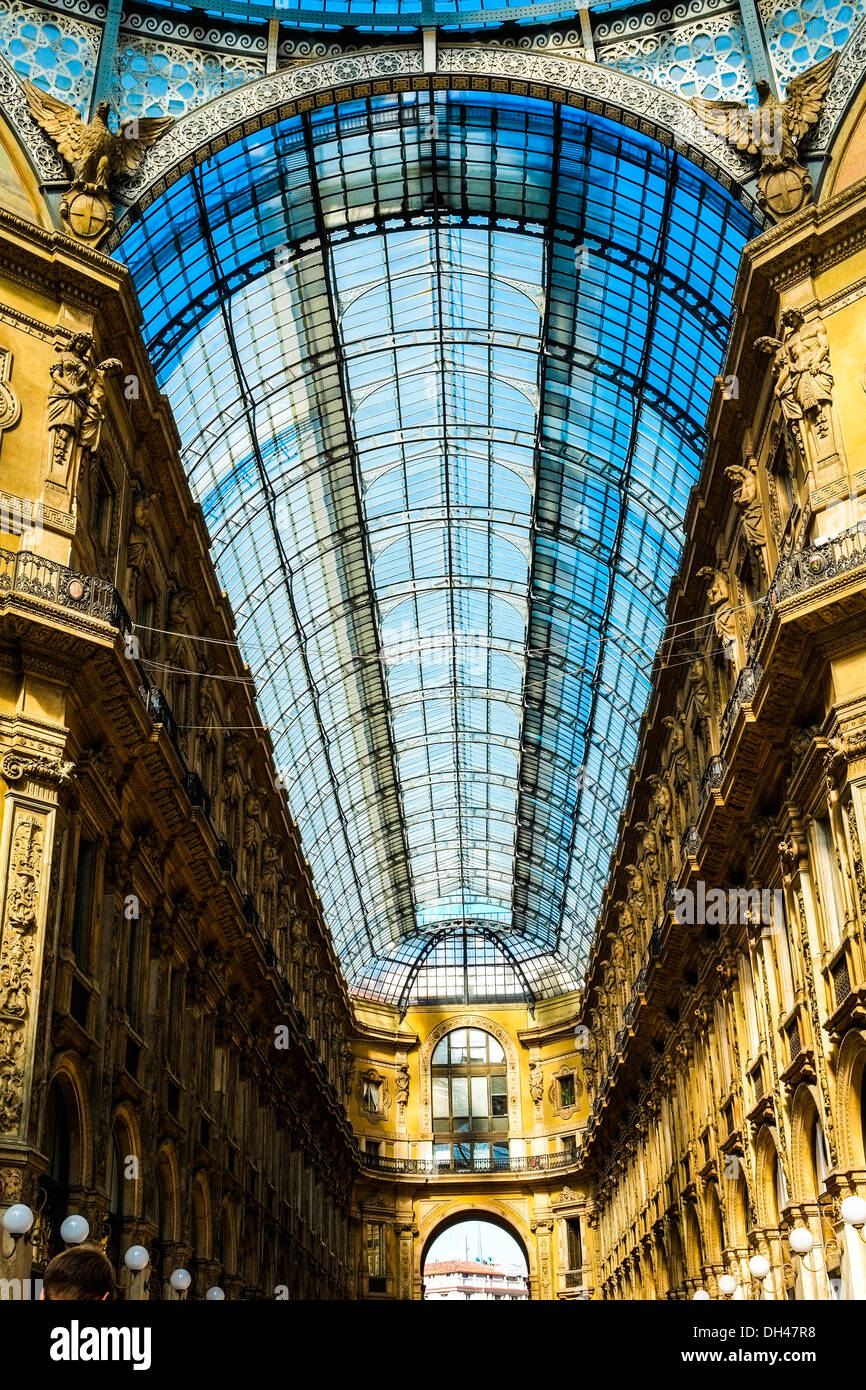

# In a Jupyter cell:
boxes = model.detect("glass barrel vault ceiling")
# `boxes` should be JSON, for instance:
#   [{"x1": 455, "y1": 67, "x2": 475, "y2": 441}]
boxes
[{"x1": 117, "y1": 91, "x2": 755, "y2": 1005}]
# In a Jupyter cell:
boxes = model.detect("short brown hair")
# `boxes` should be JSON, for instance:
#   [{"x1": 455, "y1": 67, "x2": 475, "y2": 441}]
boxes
[{"x1": 43, "y1": 1244, "x2": 115, "y2": 1301}]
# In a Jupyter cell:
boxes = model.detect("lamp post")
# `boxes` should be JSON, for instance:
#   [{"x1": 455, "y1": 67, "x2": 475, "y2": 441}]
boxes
[
  {"x1": 784, "y1": 1194, "x2": 866, "y2": 1299},
  {"x1": 747, "y1": 1251, "x2": 772, "y2": 1299},
  {"x1": 1, "y1": 1188, "x2": 47, "y2": 1261},
  {"x1": 59, "y1": 1214, "x2": 90, "y2": 1246},
  {"x1": 717, "y1": 1272, "x2": 739, "y2": 1298}
]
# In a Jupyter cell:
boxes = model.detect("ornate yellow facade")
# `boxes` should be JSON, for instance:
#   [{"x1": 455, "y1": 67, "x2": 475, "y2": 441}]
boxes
[
  {"x1": 0, "y1": 184, "x2": 356, "y2": 1299},
  {"x1": 1, "y1": 6, "x2": 866, "y2": 1307}
]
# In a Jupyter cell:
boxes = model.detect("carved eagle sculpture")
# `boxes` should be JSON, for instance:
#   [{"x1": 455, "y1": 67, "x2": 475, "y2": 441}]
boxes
[
  {"x1": 23, "y1": 82, "x2": 173, "y2": 191},
  {"x1": 691, "y1": 54, "x2": 838, "y2": 217}
]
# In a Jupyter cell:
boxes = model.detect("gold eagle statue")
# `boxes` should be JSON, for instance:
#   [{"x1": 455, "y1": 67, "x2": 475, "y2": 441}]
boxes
[
  {"x1": 691, "y1": 54, "x2": 838, "y2": 218},
  {"x1": 23, "y1": 81, "x2": 173, "y2": 192}
]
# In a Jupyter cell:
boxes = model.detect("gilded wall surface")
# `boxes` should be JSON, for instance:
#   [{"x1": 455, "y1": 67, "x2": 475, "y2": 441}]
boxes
[{"x1": 0, "y1": 144, "x2": 357, "y2": 1299}]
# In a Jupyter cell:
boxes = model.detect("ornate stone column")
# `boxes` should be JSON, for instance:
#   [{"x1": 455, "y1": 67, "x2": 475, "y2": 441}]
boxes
[
  {"x1": 0, "y1": 750, "x2": 70, "y2": 1290},
  {"x1": 531, "y1": 1216, "x2": 554, "y2": 1300},
  {"x1": 396, "y1": 1220, "x2": 416, "y2": 1299}
]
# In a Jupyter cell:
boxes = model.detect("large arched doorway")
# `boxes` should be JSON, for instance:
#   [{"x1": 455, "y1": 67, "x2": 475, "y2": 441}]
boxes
[{"x1": 421, "y1": 1215, "x2": 529, "y2": 1301}]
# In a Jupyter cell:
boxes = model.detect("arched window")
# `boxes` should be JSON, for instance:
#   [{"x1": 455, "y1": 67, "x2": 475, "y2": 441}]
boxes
[
  {"x1": 106, "y1": 1133, "x2": 124, "y2": 1275},
  {"x1": 42, "y1": 1082, "x2": 71, "y2": 1263},
  {"x1": 431, "y1": 1027, "x2": 508, "y2": 1172}
]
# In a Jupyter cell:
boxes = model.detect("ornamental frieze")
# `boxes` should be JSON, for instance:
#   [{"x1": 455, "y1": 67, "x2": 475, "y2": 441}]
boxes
[{"x1": 104, "y1": 44, "x2": 759, "y2": 237}]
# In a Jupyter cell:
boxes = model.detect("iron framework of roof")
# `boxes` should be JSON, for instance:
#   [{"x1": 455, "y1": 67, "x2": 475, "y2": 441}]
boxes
[{"x1": 117, "y1": 86, "x2": 755, "y2": 1004}]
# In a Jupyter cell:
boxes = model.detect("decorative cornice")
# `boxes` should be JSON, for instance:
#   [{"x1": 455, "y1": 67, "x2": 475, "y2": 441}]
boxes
[{"x1": 104, "y1": 44, "x2": 759, "y2": 243}]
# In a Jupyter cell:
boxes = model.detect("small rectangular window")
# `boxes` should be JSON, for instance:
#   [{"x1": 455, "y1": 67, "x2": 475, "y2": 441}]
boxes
[
  {"x1": 558, "y1": 1074, "x2": 576, "y2": 1108},
  {"x1": 125, "y1": 918, "x2": 139, "y2": 1024},
  {"x1": 70, "y1": 839, "x2": 96, "y2": 970},
  {"x1": 566, "y1": 1217, "x2": 582, "y2": 1270},
  {"x1": 365, "y1": 1222, "x2": 384, "y2": 1278}
]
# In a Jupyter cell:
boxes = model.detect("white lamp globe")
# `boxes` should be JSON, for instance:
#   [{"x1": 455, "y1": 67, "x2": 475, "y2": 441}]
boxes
[
  {"x1": 124, "y1": 1245, "x2": 150, "y2": 1271},
  {"x1": 692, "y1": 1289, "x2": 711, "y2": 1301},
  {"x1": 841, "y1": 1195, "x2": 866, "y2": 1228},
  {"x1": 789, "y1": 1227, "x2": 814, "y2": 1255},
  {"x1": 749, "y1": 1254, "x2": 771, "y2": 1280},
  {"x1": 717, "y1": 1274, "x2": 738, "y2": 1296},
  {"x1": 2, "y1": 1204, "x2": 34, "y2": 1237},
  {"x1": 205, "y1": 1285, "x2": 225, "y2": 1301},
  {"x1": 60, "y1": 1214, "x2": 89, "y2": 1245},
  {"x1": 170, "y1": 1268, "x2": 192, "y2": 1292}
]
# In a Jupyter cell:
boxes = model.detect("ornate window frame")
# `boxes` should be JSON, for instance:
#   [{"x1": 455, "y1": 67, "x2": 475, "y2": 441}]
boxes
[
  {"x1": 419, "y1": 1014, "x2": 522, "y2": 1135},
  {"x1": 356, "y1": 1066, "x2": 391, "y2": 1125},
  {"x1": 548, "y1": 1064, "x2": 583, "y2": 1120}
]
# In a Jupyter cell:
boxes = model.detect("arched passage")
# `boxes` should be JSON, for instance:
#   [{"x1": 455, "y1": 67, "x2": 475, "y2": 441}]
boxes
[{"x1": 419, "y1": 1207, "x2": 532, "y2": 1300}]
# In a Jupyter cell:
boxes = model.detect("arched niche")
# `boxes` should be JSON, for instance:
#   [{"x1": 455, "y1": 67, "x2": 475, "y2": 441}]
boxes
[
  {"x1": 702, "y1": 1182, "x2": 726, "y2": 1264},
  {"x1": 419, "y1": 1014, "x2": 522, "y2": 1135},
  {"x1": 835, "y1": 1030, "x2": 866, "y2": 1170},
  {"x1": 44, "y1": 1052, "x2": 92, "y2": 1191},
  {"x1": 789, "y1": 1084, "x2": 831, "y2": 1202},
  {"x1": 754, "y1": 1126, "x2": 786, "y2": 1228},
  {"x1": 192, "y1": 1172, "x2": 213, "y2": 1263},
  {"x1": 155, "y1": 1143, "x2": 181, "y2": 1245},
  {"x1": 110, "y1": 1101, "x2": 144, "y2": 1220},
  {"x1": 682, "y1": 1202, "x2": 704, "y2": 1279}
]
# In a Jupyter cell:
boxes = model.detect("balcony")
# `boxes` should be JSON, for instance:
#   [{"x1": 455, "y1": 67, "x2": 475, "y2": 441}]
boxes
[
  {"x1": 698, "y1": 755, "x2": 727, "y2": 810},
  {"x1": 823, "y1": 943, "x2": 866, "y2": 1042},
  {"x1": 0, "y1": 546, "x2": 118, "y2": 623},
  {"x1": 183, "y1": 769, "x2": 212, "y2": 818},
  {"x1": 359, "y1": 1148, "x2": 582, "y2": 1176},
  {"x1": 216, "y1": 840, "x2": 237, "y2": 877},
  {"x1": 719, "y1": 662, "x2": 762, "y2": 747},
  {"x1": 774, "y1": 521, "x2": 866, "y2": 600},
  {"x1": 140, "y1": 683, "x2": 179, "y2": 747},
  {"x1": 680, "y1": 824, "x2": 700, "y2": 861}
]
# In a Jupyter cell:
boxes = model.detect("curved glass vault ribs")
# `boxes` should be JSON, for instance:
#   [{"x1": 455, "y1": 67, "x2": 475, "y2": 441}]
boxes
[
  {"x1": 139, "y1": 0, "x2": 603, "y2": 31},
  {"x1": 117, "y1": 90, "x2": 754, "y2": 1003}
]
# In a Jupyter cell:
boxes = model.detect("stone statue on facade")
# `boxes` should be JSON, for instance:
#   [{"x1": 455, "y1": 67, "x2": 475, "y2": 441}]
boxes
[
  {"x1": 726, "y1": 457, "x2": 767, "y2": 561},
  {"x1": 696, "y1": 567, "x2": 738, "y2": 655},
  {"x1": 756, "y1": 307, "x2": 838, "y2": 470},
  {"x1": 47, "y1": 332, "x2": 121, "y2": 478}
]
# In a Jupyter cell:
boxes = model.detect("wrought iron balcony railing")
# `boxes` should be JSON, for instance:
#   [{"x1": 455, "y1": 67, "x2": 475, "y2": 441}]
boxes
[
  {"x1": 183, "y1": 769, "x2": 212, "y2": 818},
  {"x1": 680, "y1": 824, "x2": 700, "y2": 860},
  {"x1": 774, "y1": 520, "x2": 866, "y2": 600},
  {"x1": 0, "y1": 546, "x2": 119, "y2": 623},
  {"x1": 719, "y1": 662, "x2": 763, "y2": 747},
  {"x1": 359, "y1": 1148, "x2": 582, "y2": 1176},
  {"x1": 698, "y1": 754, "x2": 727, "y2": 809},
  {"x1": 746, "y1": 522, "x2": 866, "y2": 665}
]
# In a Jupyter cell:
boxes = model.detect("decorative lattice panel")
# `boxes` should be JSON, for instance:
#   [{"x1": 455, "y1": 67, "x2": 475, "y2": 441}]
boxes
[
  {"x1": 759, "y1": 0, "x2": 866, "y2": 87},
  {"x1": 0, "y1": 0, "x2": 100, "y2": 114},
  {"x1": 598, "y1": 15, "x2": 755, "y2": 102},
  {"x1": 115, "y1": 37, "x2": 265, "y2": 120}
]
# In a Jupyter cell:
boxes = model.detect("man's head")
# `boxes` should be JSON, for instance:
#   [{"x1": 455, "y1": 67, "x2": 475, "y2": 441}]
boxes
[{"x1": 41, "y1": 1244, "x2": 115, "y2": 1301}]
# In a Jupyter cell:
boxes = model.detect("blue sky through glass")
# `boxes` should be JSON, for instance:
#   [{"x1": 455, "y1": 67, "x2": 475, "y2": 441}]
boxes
[{"x1": 116, "y1": 90, "x2": 754, "y2": 1001}]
